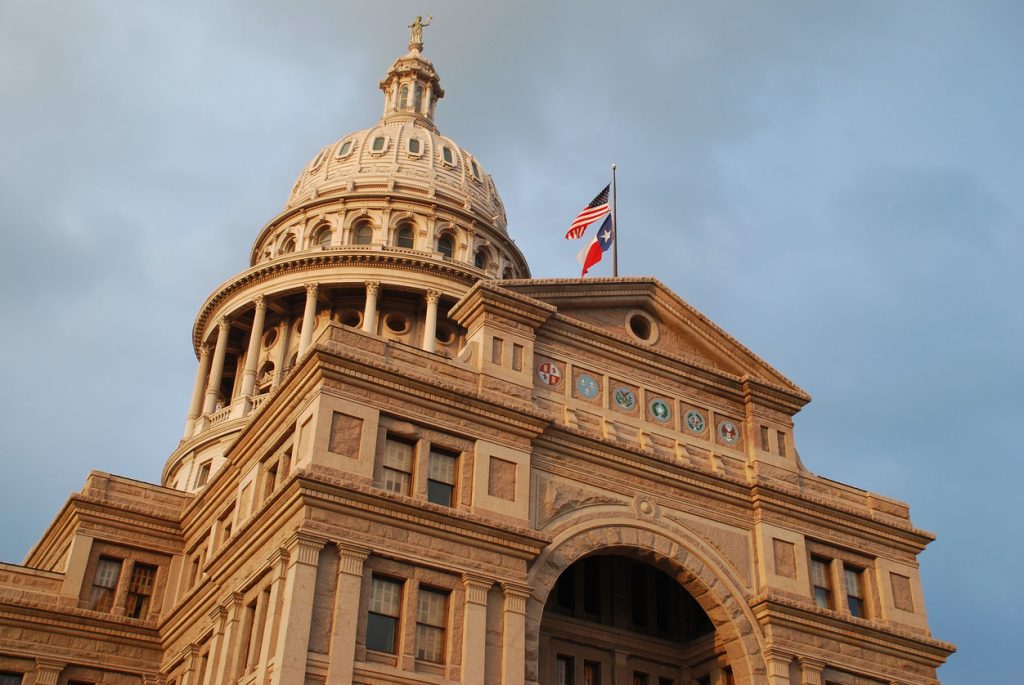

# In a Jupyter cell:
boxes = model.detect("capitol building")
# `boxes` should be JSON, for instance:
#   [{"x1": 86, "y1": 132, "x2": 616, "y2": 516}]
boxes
[{"x1": 0, "y1": 24, "x2": 953, "y2": 685}]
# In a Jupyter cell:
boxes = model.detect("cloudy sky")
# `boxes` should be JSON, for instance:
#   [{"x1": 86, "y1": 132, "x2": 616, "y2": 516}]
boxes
[{"x1": 0, "y1": 1, "x2": 1020, "y2": 680}]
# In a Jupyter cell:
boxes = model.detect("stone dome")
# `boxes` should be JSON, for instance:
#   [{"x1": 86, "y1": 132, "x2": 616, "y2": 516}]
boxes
[{"x1": 285, "y1": 120, "x2": 508, "y2": 234}]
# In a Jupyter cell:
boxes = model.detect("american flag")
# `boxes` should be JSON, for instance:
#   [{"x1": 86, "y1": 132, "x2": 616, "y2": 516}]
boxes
[{"x1": 565, "y1": 184, "x2": 611, "y2": 239}]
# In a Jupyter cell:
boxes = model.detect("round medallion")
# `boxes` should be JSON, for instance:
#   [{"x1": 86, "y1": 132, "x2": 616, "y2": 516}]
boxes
[
  {"x1": 718, "y1": 420, "x2": 740, "y2": 446},
  {"x1": 576, "y1": 373, "x2": 600, "y2": 399},
  {"x1": 536, "y1": 361, "x2": 563, "y2": 387},
  {"x1": 614, "y1": 387, "x2": 637, "y2": 411},
  {"x1": 684, "y1": 409, "x2": 706, "y2": 434},
  {"x1": 649, "y1": 399, "x2": 671, "y2": 422}
]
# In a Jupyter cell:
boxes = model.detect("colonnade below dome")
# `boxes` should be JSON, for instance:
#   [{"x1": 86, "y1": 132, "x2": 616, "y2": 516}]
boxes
[{"x1": 173, "y1": 280, "x2": 467, "y2": 489}]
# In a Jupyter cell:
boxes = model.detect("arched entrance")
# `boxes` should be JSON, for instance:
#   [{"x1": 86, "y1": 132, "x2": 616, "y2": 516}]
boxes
[{"x1": 525, "y1": 520, "x2": 766, "y2": 685}]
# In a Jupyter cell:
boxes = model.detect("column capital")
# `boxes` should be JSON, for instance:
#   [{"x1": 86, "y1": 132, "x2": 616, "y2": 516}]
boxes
[
  {"x1": 764, "y1": 648, "x2": 794, "y2": 678},
  {"x1": 216, "y1": 315, "x2": 229, "y2": 330},
  {"x1": 253, "y1": 294, "x2": 266, "y2": 309},
  {"x1": 33, "y1": 661, "x2": 66, "y2": 685},
  {"x1": 283, "y1": 531, "x2": 327, "y2": 566},
  {"x1": 305, "y1": 282, "x2": 319, "y2": 297},
  {"x1": 500, "y1": 582, "x2": 531, "y2": 614},
  {"x1": 797, "y1": 655, "x2": 826, "y2": 685},
  {"x1": 337, "y1": 543, "x2": 371, "y2": 576},
  {"x1": 141, "y1": 674, "x2": 166, "y2": 685},
  {"x1": 462, "y1": 574, "x2": 493, "y2": 604},
  {"x1": 199, "y1": 342, "x2": 210, "y2": 356},
  {"x1": 365, "y1": 280, "x2": 380, "y2": 295},
  {"x1": 425, "y1": 289, "x2": 441, "y2": 304}
]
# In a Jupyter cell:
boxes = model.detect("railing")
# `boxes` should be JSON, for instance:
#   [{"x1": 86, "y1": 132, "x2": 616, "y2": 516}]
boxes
[{"x1": 207, "y1": 406, "x2": 231, "y2": 427}]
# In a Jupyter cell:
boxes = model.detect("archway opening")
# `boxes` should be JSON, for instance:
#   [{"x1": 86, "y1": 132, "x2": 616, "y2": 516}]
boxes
[{"x1": 541, "y1": 553, "x2": 717, "y2": 685}]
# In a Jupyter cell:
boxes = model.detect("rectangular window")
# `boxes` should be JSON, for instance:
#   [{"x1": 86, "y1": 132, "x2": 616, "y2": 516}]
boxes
[
  {"x1": 0, "y1": 674, "x2": 23, "y2": 685},
  {"x1": 556, "y1": 656, "x2": 574, "y2": 685},
  {"x1": 415, "y1": 587, "x2": 449, "y2": 663},
  {"x1": 367, "y1": 576, "x2": 403, "y2": 653},
  {"x1": 126, "y1": 563, "x2": 157, "y2": 618},
  {"x1": 512, "y1": 343, "x2": 524, "y2": 371},
  {"x1": 491, "y1": 336, "x2": 504, "y2": 365},
  {"x1": 382, "y1": 437, "x2": 414, "y2": 495},
  {"x1": 777, "y1": 432, "x2": 787, "y2": 457},
  {"x1": 427, "y1": 448, "x2": 458, "y2": 507},
  {"x1": 89, "y1": 556, "x2": 123, "y2": 612},
  {"x1": 633, "y1": 672, "x2": 649, "y2": 685},
  {"x1": 263, "y1": 461, "x2": 279, "y2": 502},
  {"x1": 811, "y1": 557, "x2": 833, "y2": 609},
  {"x1": 845, "y1": 566, "x2": 866, "y2": 617},
  {"x1": 195, "y1": 461, "x2": 211, "y2": 488},
  {"x1": 584, "y1": 660, "x2": 602, "y2": 685},
  {"x1": 760, "y1": 425, "x2": 770, "y2": 451},
  {"x1": 723, "y1": 668, "x2": 735, "y2": 685}
]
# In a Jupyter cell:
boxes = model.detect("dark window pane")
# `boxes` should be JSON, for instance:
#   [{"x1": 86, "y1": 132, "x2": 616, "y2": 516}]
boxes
[
  {"x1": 366, "y1": 613, "x2": 398, "y2": 653},
  {"x1": 583, "y1": 556, "x2": 600, "y2": 616},
  {"x1": 427, "y1": 480, "x2": 454, "y2": 507}
]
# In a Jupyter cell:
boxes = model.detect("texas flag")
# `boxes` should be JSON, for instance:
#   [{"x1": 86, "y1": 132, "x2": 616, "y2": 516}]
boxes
[{"x1": 577, "y1": 215, "x2": 614, "y2": 277}]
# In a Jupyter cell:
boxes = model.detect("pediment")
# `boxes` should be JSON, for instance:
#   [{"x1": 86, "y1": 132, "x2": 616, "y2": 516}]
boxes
[{"x1": 501, "y1": 277, "x2": 808, "y2": 402}]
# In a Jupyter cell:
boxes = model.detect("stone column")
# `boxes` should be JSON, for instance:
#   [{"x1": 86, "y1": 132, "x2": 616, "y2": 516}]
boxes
[
  {"x1": 362, "y1": 281, "x2": 380, "y2": 334},
  {"x1": 202, "y1": 317, "x2": 230, "y2": 415},
  {"x1": 422, "y1": 290, "x2": 441, "y2": 353},
  {"x1": 240, "y1": 296, "x2": 267, "y2": 401},
  {"x1": 269, "y1": 533, "x2": 326, "y2": 685},
  {"x1": 211, "y1": 594, "x2": 244, "y2": 685},
  {"x1": 764, "y1": 649, "x2": 793, "y2": 685},
  {"x1": 298, "y1": 283, "x2": 318, "y2": 355},
  {"x1": 797, "y1": 657, "x2": 825, "y2": 685},
  {"x1": 204, "y1": 604, "x2": 228, "y2": 685},
  {"x1": 461, "y1": 575, "x2": 493, "y2": 685},
  {"x1": 254, "y1": 549, "x2": 290, "y2": 685},
  {"x1": 326, "y1": 545, "x2": 370, "y2": 685},
  {"x1": 33, "y1": 660, "x2": 65, "y2": 685},
  {"x1": 184, "y1": 344, "x2": 211, "y2": 437},
  {"x1": 500, "y1": 583, "x2": 530, "y2": 685},
  {"x1": 272, "y1": 319, "x2": 291, "y2": 387}
]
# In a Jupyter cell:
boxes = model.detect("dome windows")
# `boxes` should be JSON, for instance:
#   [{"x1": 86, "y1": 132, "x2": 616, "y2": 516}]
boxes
[
  {"x1": 399, "y1": 85, "x2": 410, "y2": 110},
  {"x1": 371, "y1": 135, "x2": 388, "y2": 153},
  {"x1": 394, "y1": 223, "x2": 415, "y2": 249},
  {"x1": 353, "y1": 222, "x2": 374, "y2": 245},
  {"x1": 470, "y1": 159, "x2": 480, "y2": 179},
  {"x1": 337, "y1": 140, "x2": 353, "y2": 157},
  {"x1": 436, "y1": 234, "x2": 454, "y2": 258},
  {"x1": 407, "y1": 138, "x2": 422, "y2": 155},
  {"x1": 474, "y1": 248, "x2": 489, "y2": 271},
  {"x1": 383, "y1": 312, "x2": 411, "y2": 335},
  {"x1": 313, "y1": 225, "x2": 332, "y2": 249},
  {"x1": 280, "y1": 236, "x2": 296, "y2": 255},
  {"x1": 441, "y1": 146, "x2": 456, "y2": 166},
  {"x1": 413, "y1": 84, "x2": 424, "y2": 112}
]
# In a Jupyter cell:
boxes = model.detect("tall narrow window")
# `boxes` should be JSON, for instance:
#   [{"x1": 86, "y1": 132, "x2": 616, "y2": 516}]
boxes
[
  {"x1": 442, "y1": 146, "x2": 454, "y2": 165},
  {"x1": 723, "y1": 667, "x2": 735, "y2": 685},
  {"x1": 195, "y1": 462, "x2": 211, "y2": 488},
  {"x1": 845, "y1": 566, "x2": 866, "y2": 617},
  {"x1": 382, "y1": 437, "x2": 414, "y2": 495},
  {"x1": 437, "y1": 235, "x2": 454, "y2": 258},
  {"x1": 777, "y1": 431, "x2": 787, "y2": 457},
  {"x1": 89, "y1": 557, "x2": 123, "y2": 612},
  {"x1": 126, "y1": 563, "x2": 157, "y2": 618},
  {"x1": 399, "y1": 85, "x2": 409, "y2": 110},
  {"x1": 760, "y1": 425, "x2": 770, "y2": 451},
  {"x1": 315, "y1": 227, "x2": 332, "y2": 248},
  {"x1": 427, "y1": 448, "x2": 457, "y2": 507},
  {"x1": 395, "y1": 224, "x2": 414, "y2": 248},
  {"x1": 367, "y1": 576, "x2": 403, "y2": 653},
  {"x1": 474, "y1": 249, "x2": 488, "y2": 270},
  {"x1": 811, "y1": 557, "x2": 833, "y2": 609},
  {"x1": 354, "y1": 223, "x2": 373, "y2": 245},
  {"x1": 584, "y1": 661, "x2": 602, "y2": 685},
  {"x1": 633, "y1": 672, "x2": 649, "y2": 685},
  {"x1": 413, "y1": 84, "x2": 424, "y2": 112},
  {"x1": 556, "y1": 656, "x2": 574, "y2": 685},
  {"x1": 415, "y1": 587, "x2": 448, "y2": 662}
]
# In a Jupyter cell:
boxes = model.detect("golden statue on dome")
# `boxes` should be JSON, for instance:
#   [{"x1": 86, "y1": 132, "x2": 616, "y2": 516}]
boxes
[{"x1": 408, "y1": 15, "x2": 432, "y2": 50}]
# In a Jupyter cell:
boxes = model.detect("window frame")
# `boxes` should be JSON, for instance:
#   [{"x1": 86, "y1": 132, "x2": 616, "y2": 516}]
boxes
[
  {"x1": 366, "y1": 575, "x2": 404, "y2": 654},
  {"x1": 415, "y1": 585, "x2": 449, "y2": 663},
  {"x1": 381, "y1": 435, "x2": 415, "y2": 495},
  {"x1": 426, "y1": 447, "x2": 458, "y2": 507},
  {"x1": 810, "y1": 556, "x2": 834, "y2": 610}
]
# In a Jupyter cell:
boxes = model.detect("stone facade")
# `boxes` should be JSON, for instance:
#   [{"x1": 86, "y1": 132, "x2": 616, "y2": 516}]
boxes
[{"x1": 0, "y1": 27, "x2": 953, "y2": 685}]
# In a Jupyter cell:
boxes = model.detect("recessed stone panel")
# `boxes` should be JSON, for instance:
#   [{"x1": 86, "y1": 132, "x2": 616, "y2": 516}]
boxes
[
  {"x1": 488, "y1": 456, "x2": 516, "y2": 501},
  {"x1": 329, "y1": 411, "x2": 364, "y2": 458}
]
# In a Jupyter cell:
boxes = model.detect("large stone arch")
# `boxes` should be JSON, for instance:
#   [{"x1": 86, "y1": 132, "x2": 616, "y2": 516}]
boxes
[{"x1": 526, "y1": 513, "x2": 767, "y2": 684}]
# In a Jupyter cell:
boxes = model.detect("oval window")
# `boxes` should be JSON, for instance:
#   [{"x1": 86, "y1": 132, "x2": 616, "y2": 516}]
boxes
[{"x1": 384, "y1": 312, "x2": 410, "y2": 334}]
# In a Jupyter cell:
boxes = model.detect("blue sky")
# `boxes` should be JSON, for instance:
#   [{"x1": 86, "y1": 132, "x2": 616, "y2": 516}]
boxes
[{"x1": 0, "y1": 2, "x2": 1020, "y2": 681}]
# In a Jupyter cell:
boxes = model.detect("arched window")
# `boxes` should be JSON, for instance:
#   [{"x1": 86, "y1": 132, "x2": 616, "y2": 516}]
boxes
[
  {"x1": 314, "y1": 226, "x2": 332, "y2": 249},
  {"x1": 413, "y1": 84, "x2": 424, "y2": 112},
  {"x1": 395, "y1": 224, "x2": 414, "y2": 249},
  {"x1": 280, "y1": 236, "x2": 296, "y2": 255},
  {"x1": 354, "y1": 223, "x2": 373, "y2": 245},
  {"x1": 502, "y1": 267, "x2": 514, "y2": 279},
  {"x1": 437, "y1": 235, "x2": 454, "y2": 258},
  {"x1": 474, "y1": 248, "x2": 489, "y2": 270},
  {"x1": 399, "y1": 85, "x2": 409, "y2": 110}
]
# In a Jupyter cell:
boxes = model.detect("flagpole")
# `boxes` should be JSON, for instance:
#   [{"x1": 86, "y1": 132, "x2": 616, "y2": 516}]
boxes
[{"x1": 611, "y1": 163, "x2": 618, "y2": 277}]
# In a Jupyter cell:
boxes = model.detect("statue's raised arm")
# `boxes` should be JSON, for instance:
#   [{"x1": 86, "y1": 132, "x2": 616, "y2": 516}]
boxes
[{"x1": 408, "y1": 15, "x2": 432, "y2": 49}]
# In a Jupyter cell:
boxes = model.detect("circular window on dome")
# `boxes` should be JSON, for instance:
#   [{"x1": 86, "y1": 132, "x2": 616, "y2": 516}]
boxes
[
  {"x1": 625, "y1": 310, "x2": 659, "y2": 345},
  {"x1": 336, "y1": 140, "x2": 354, "y2": 157},
  {"x1": 340, "y1": 310, "x2": 362, "y2": 328},
  {"x1": 435, "y1": 323, "x2": 456, "y2": 346},
  {"x1": 262, "y1": 328, "x2": 278, "y2": 349},
  {"x1": 383, "y1": 312, "x2": 411, "y2": 335}
]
